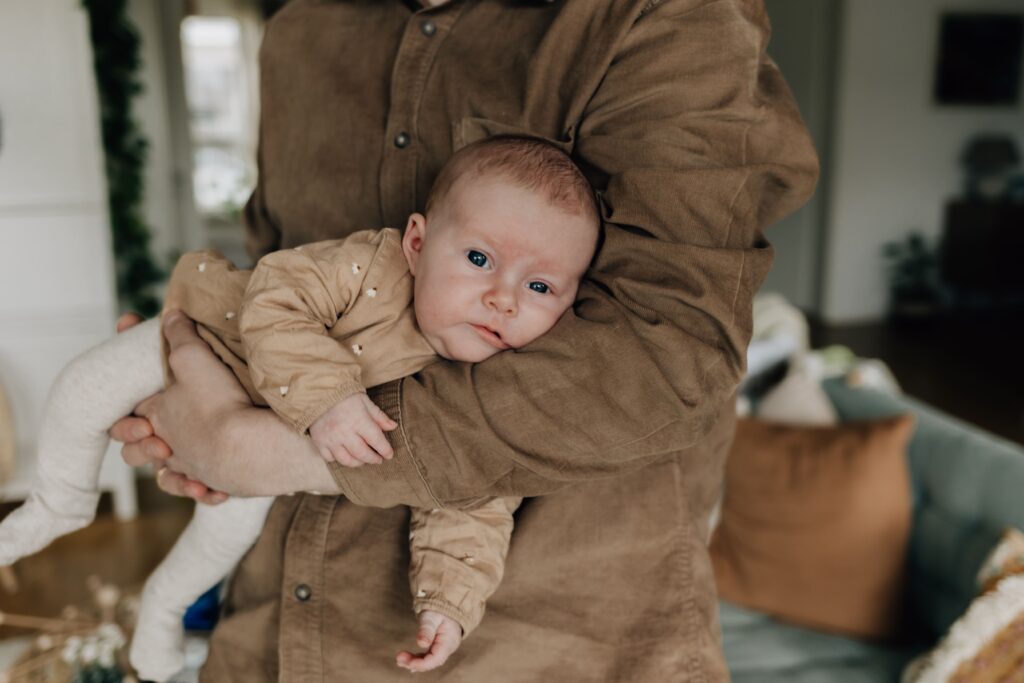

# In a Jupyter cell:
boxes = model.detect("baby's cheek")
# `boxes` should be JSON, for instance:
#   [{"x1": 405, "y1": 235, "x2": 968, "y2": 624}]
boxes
[
  {"x1": 518, "y1": 307, "x2": 562, "y2": 345},
  {"x1": 424, "y1": 275, "x2": 470, "y2": 323}
]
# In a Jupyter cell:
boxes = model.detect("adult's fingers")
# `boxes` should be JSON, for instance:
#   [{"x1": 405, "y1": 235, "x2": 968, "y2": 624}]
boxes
[
  {"x1": 116, "y1": 312, "x2": 143, "y2": 334},
  {"x1": 133, "y1": 392, "x2": 160, "y2": 423},
  {"x1": 121, "y1": 436, "x2": 171, "y2": 468},
  {"x1": 161, "y1": 309, "x2": 200, "y2": 351},
  {"x1": 161, "y1": 311, "x2": 213, "y2": 382},
  {"x1": 109, "y1": 415, "x2": 152, "y2": 444},
  {"x1": 155, "y1": 467, "x2": 228, "y2": 505},
  {"x1": 189, "y1": 482, "x2": 230, "y2": 505},
  {"x1": 110, "y1": 415, "x2": 172, "y2": 468},
  {"x1": 155, "y1": 467, "x2": 194, "y2": 499},
  {"x1": 161, "y1": 311, "x2": 247, "y2": 409},
  {"x1": 200, "y1": 490, "x2": 230, "y2": 506}
]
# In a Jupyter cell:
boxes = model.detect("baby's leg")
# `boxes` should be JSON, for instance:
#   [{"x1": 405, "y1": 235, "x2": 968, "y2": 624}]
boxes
[
  {"x1": 130, "y1": 495, "x2": 274, "y2": 682},
  {"x1": 0, "y1": 318, "x2": 164, "y2": 566}
]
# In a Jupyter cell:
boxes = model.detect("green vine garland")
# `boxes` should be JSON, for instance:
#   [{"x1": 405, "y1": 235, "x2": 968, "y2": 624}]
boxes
[{"x1": 82, "y1": 0, "x2": 163, "y2": 317}]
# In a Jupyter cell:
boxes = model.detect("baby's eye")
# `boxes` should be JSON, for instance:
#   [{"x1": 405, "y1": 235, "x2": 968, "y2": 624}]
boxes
[
  {"x1": 528, "y1": 282, "x2": 550, "y2": 294},
  {"x1": 466, "y1": 250, "x2": 489, "y2": 268}
]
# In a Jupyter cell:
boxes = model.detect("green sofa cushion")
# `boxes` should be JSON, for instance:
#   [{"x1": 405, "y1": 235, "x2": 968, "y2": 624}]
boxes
[{"x1": 720, "y1": 600, "x2": 920, "y2": 683}]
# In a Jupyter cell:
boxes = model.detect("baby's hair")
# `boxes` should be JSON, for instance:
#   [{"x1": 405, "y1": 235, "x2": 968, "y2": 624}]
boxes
[{"x1": 425, "y1": 134, "x2": 600, "y2": 228}]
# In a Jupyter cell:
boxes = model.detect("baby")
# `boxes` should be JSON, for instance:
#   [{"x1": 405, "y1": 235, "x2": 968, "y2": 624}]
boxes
[{"x1": 0, "y1": 135, "x2": 599, "y2": 680}]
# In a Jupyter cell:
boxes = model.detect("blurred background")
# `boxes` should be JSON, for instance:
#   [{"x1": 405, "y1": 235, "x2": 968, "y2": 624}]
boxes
[{"x1": 0, "y1": 0, "x2": 1022, "y2": 679}]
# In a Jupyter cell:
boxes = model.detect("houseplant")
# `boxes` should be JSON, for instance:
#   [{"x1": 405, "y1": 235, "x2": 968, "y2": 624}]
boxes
[{"x1": 883, "y1": 231, "x2": 942, "y2": 322}]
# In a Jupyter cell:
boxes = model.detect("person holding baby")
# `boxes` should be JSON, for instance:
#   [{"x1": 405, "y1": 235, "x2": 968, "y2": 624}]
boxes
[
  {"x1": 0, "y1": 135, "x2": 596, "y2": 680},
  {"x1": 109, "y1": 0, "x2": 818, "y2": 679}
]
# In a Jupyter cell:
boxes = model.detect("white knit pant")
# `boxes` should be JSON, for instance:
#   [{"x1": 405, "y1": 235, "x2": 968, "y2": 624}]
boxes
[{"x1": 0, "y1": 319, "x2": 273, "y2": 681}]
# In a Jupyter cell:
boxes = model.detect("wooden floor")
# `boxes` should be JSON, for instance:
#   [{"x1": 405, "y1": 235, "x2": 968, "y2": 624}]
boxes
[{"x1": 0, "y1": 478, "x2": 192, "y2": 640}]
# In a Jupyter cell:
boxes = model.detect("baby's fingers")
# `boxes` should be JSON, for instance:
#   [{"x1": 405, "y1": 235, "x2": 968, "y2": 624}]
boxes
[
  {"x1": 430, "y1": 620, "x2": 462, "y2": 663},
  {"x1": 396, "y1": 649, "x2": 447, "y2": 673},
  {"x1": 416, "y1": 612, "x2": 441, "y2": 649},
  {"x1": 361, "y1": 394, "x2": 398, "y2": 431},
  {"x1": 396, "y1": 612, "x2": 460, "y2": 673},
  {"x1": 344, "y1": 435, "x2": 383, "y2": 465},
  {"x1": 359, "y1": 424, "x2": 394, "y2": 461},
  {"x1": 320, "y1": 444, "x2": 363, "y2": 468},
  {"x1": 395, "y1": 640, "x2": 457, "y2": 673}
]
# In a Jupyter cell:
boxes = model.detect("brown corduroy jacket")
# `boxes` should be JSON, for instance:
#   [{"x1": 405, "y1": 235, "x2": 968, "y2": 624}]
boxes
[{"x1": 199, "y1": 0, "x2": 818, "y2": 680}]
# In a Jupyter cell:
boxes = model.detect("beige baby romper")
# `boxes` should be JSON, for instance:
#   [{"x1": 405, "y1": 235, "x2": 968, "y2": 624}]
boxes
[{"x1": 164, "y1": 227, "x2": 521, "y2": 634}]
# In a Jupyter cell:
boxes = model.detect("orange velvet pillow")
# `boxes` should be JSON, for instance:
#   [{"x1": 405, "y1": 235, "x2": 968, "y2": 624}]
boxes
[{"x1": 710, "y1": 414, "x2": 916, "y2": 640}]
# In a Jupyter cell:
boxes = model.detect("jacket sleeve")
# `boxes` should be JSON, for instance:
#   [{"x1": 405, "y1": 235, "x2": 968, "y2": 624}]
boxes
[
  {"x1": 240, "y1": 238, "x2": 379, "y2": 433},
  {"x1": 330, "y1": 0, "x2": 819, "y2": 509},
  {"x1": 408, "y1": 497, "x2": 521, "y2": 637}
]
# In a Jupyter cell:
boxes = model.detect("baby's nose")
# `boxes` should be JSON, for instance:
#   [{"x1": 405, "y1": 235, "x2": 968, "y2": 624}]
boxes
[{"x1": 485, "y1": 289, "x2": 517, "y2": 315}]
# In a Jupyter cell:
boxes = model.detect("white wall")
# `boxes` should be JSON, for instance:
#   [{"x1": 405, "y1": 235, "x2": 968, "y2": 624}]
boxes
[
  {"x1": 762, "y1": 0, "x2": 838, "y2": 313},
  {"x1": 821, "y1": 0, "x2": 1024, "y2": 323},
  {"x1": 0, "y1": 2, "x2": 135, "y2": 515}
]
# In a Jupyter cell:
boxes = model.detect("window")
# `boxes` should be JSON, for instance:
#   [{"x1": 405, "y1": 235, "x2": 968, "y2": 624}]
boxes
[{"x1": 180, "y1": 15, "x2": 257, "y2": 218}]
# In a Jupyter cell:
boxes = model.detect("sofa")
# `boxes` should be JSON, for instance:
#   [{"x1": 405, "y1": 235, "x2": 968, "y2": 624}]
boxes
[{"x1": 718, "y1": 378, "x2": 1024, "y2": 682}]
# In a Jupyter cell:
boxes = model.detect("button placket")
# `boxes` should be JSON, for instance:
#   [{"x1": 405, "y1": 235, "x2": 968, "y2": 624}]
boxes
[
  {"x1": 378, "y1": 5, "x2": 465, "y2": 228},
  {"x1": 278, "y1": 495, "x2": 338, "y2": 679}
]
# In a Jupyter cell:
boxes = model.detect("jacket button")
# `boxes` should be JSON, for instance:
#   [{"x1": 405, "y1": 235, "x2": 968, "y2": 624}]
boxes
[
  {"x1": 420, "y1": 19, "x2": 436, "y2": 37},
  {"x1": 394, "y1": 132, "x2": 411, "y2": 149},
  {"x1": 294, "y1": 584, "x2": 312, "y2": 602}
]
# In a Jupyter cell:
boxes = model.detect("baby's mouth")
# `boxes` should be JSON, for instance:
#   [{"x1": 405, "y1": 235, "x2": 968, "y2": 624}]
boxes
[{"x1": 470, "y1": 324, "x2": 510, "y2": 350}]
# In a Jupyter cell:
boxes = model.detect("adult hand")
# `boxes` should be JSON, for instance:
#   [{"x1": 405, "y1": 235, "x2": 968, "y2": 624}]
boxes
[
  {"x1": 109, "y1": 313, "x2": 172, "y2": 467},
  {"x1": 108, "y1": 312, "x2": 228, "y2": 504},
  {"x1": 138, "y1": 310, "x2": 260, "y2": 500}
]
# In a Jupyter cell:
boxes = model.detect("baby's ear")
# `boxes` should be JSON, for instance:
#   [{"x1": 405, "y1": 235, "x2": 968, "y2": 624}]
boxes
[{"x1": 402, "y1": 213, "x2": 427, "y2": 275}]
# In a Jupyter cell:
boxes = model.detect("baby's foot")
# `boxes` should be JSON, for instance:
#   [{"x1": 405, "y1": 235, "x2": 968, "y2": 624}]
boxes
[
  {"x1": 0, "y1": 491, "x2": 99, "y2": 566},
  {"x1": 129, "y1": 579, "x2": 187, "y2": 682}
]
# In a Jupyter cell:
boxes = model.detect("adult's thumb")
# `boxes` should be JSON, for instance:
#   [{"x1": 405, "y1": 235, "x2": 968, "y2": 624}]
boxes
[{"x1": 162, "y1": 309, "x2": 200, "y2": 352}]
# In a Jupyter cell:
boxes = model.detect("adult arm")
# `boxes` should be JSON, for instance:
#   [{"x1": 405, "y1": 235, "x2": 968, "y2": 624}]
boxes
[
  {"x1": 120, "y1": 0, "x2": 817, "y2": 505},
  {"x1": 134, "y1": 311, "x2": 341, "y2": 497},
  {"x1": 328, "y1": 0, "x2": 819, "y2": 509},
  {"x1": 109, "y1": 313, "x2": 230, "y2": 504}
]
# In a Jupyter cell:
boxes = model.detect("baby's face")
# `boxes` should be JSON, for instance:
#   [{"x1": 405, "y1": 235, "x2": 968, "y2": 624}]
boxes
[{"x1": 402, "y1": 176, "x2": 596, "y2": 362}]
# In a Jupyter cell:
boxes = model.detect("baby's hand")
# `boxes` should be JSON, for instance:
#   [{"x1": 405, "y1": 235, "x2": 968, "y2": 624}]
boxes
[
  {"x1": 395, "y1": 610, "x2": 463, "y2": 673},
  {"x1": 308, "y1": 393, "x2": 397, "y2": 467}
]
